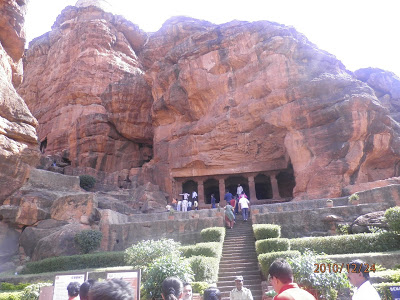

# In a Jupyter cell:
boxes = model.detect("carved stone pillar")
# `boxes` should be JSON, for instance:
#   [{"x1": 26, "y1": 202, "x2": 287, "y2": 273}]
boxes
[
  {"x1": 248, "y1": 175, "x2": 258, "y2": 203},
  {"x1": 219, "y1": 178, "x2": 226, "y2": 204},
  {"x1": 270, "y1": 174, "x2": 281, "y2": 199},
  {"x1": 197, "y1": 180, "x2": 205, "y2": 207}
]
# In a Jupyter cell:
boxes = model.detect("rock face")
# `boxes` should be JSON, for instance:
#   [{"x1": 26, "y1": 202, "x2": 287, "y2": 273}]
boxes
[
  {"x1": 17, "y1": 5, "x2": 400, "y2": 203},
  {"x1": 0, "y1": 0, "x2": 40, "y2": 203},
  {"x1": 141, "y1": 17, "x2": 400, "y2": 200},
  {"x1": 17, "y1": 5, "x2": 153, "y2": 179}
]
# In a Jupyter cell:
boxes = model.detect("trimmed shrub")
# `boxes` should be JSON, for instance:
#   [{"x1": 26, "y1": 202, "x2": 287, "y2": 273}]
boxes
[
  {"x1": 385, "y1": 206, "x2": 400, "y2": 233},
  {"x1": 258, "y1": 250, "x2": 300, "y2": 277},
  {"x1": 180, "y1": 245, "x2": 196, "y2": 258},
  {"x1": 21, "y1": 251, "x2": 126, "y2": 274},
  {"x1": 125, "y1": 239, "x2": 181, "y2": 277},
  {"x1": 191, "y1": 282, "x2": 209, "y2": 295},
  {"x1": 143, "y1": 255, "x2": 193, "y2": 299},
  {"x1": 0, "y1": 293, "x2": 21, "y2": 300},
  {"x1": 373, "y1": 282, "x2": 400, "y2": 300},
  {"x1": 79, "y1": 175, "x2": 96, "y2": 191},
  {"x1": 253, "y1": 224, "x2": 281, "y2": 240},
  {"x1": 288, "y1": 250, "x2": 350, "y2": 300},
  {"x1": 201, "y1": 227, "x2": 225, "y2": 243},
  {"x1": 290, "y1": 232, "x2": 400, "y2": 254},
  {"x1": 0, "y1": 284, "x2": 30, "y2": 291},
  {"x1": 187, "y1": 256, "x2": 219, "y2": 283},
  {"x1": 20, "y1": 283, "x2": 52, "y2": 300},
  {"x1": 256, "y1": 238, "x2": 290, "y2": 255},
  {"x1": 181, "y1": 242, "x2": 222, "y2": 259},
  {"x1": 74, "y1": 230, "x2": 103, "y2": 254}
]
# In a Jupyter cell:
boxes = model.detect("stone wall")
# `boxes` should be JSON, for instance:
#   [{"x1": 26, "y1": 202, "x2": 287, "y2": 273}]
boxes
[
  {"x1": 251, "y1": 184, "x2": 400, "y2": 237},
  {"x1": 99, "y1": 208, "x2": 225, "y2": 250}
]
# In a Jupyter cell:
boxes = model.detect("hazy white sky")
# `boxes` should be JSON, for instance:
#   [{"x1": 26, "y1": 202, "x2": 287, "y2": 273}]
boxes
[{"x1": 25, "y1": 0, "x2": 400, "y2": 76}]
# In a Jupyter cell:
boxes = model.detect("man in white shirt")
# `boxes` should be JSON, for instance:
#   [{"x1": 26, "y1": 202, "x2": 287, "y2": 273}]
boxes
[
  {"x1": 238, "y1": 195, "x2": 250, "y2": 221},
  {"x1": 236, "y1": 184, "x2": 244, "y2": 197},
  {"x1": 347, "y1": 259, "x2": 380, "y2": 300},
  {"x1": 230, "y1": 275, "x2": 253, "y2": 300}
]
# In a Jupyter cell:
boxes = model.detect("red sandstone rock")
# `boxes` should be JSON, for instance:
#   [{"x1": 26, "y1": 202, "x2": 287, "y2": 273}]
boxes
[
  {"x1": 141, "y1": 17, "x2": 400, "y2": 200},
  {"x1": 17, "y1": 5, "x2": 152, "y2": 177},
  {"x1": 0, "y1": 0, "x2": 39, "y2": 203},
  {"x1": 16, "y1": 7, "x2": 400, "y2": 204}
]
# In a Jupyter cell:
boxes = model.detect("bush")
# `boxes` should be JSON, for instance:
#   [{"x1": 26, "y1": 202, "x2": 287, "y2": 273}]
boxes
[
  {"x1": 21, "y1": 251, "x2": 126, "y2": 274},
  {"x1": 0, "y1": 293, "x2": 21, "y2": 300},
  {"x1": 258, "y1": 250, "x2": 300, "y2": 278},
  {"x1": 255, "y1": 238, "x2": 290, "y2": 255},
  {"x1": 191, "y1": 282, "x2": 209, "y2": 295},
  {"x1": 290, "y1": 232, "x2": 400, "y2": 254},
  {"x1": 288, "y1": 250, "x2": 350, "y2": 300},
  {"x1": 0, "y1": 284, "x2": 30, "y2": 291},
  {"x1": 74, "y1": 230, "x2": 103, "y2": 254},
  {"x1": 385, "y1": 206, "x2": 400, "y2": 233},
  {"x1": 181, "y1": 242, "x2": 222, "y2": 259},
  {"x1": 187, "y1": 256, "x2": 219, "y2": 283},
  {"x1": 373, "y1": 282, "x2": 400, "y2": 300},
  {"x1": 20, "y1": 283, "x2": 52, "y2": 300},
  {"x1": 200, "y1": 227, "x2": 225, "y2": 243},
  {"x1": 348, "y1": 193, "x2": 359, "y2": 203},
  {"x1": 143, "y1": 255, "x2": 193, "y2": 299},
  {"x1": 125, "y1": 239, "x2": 181, "y2": 277},
  {"x1": 252, "y1": 224, "x2": 281, "y2": 240},
  {"x1": 79, "y1": 175, "x2": 96, "y2": 191},
  {"x1": 180, "y1": 245, "x2": 196, "y2": 258}
]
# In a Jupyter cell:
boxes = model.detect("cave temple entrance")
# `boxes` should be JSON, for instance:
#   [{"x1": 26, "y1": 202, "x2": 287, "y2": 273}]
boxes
[{"x1": 174, "y1": 167, "x2": 295, "y2": 209}]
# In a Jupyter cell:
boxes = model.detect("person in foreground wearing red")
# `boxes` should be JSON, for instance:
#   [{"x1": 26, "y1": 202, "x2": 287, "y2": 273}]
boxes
[{"x1": 268, "y1": 258, "x2": 315, "y2": 300}]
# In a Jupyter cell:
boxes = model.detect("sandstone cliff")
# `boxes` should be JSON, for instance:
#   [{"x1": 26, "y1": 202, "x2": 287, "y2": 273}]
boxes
[
  {"x1": 18, "y1": 4, "x2": 400, "y2": 202},
  {"x1": 0, "y1": 0, "x2": 39, "y2": 203},
  {"x1": 17, "y1": 5, "x2": 153, "y2": 178},
  {"x1": 142, "y1": 17, "x2": 400, "y2": 200}
]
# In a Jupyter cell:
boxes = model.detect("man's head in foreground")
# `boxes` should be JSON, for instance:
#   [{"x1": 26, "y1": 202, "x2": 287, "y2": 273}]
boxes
[
  {"x1": 89, "y1": 278, "x2": 134, "y2": 300},
  {"x1": 347, "y1": 259, "x2": 370, "y2": 288},
  {"x1": 268, "y1": 258, "x2": 294, "y2": 293}
]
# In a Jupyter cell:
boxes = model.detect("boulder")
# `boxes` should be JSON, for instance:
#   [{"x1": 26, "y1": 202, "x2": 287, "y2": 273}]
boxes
[
  {"x1": 50, "y1": 193, "x2": 97, "y2": 223},
  {"x1": 350, "y1": 211, "x2": 388, "y2": 234},
  {"x1": 30, "y1": 223, "x2": 89, "y2": 261},
  {"x1": 0, "y1": 222, "x2": 20, "y2": 273}
]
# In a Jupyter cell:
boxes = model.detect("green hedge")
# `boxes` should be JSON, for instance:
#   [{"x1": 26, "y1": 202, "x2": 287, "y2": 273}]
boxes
[
  {"x1": 258, "y1": 250, "x2": 300, "y2": 278},
  {"x1": 201, "y1": 227, "x2": 225, "y2": 243},
  {"x1": 255, "y1": 238, "x2": 290, "y2": 255},
  {"x1": 0, "y1": 284, "x2": 30, "y2": 292},
  {"x1": 253, "y1": 224, "x2": 281, "y2": 240},
  {"x1": 0, "y1": 292, "x2": 21, "y2": 300},
  {"x1": 191, "y1": 282, "x2": 209, "y2": 295},
  {"x1": 290, "y1": 232, "x2": 400, "y2": 255},
  {"x1": 374, "y1": 282, "x2": 400, "y2": 300},
  {"x1": 181, "y1": 242, "x2": 222, "y2": 259},
  {"x1": 187, "y1": 256, "x2": 219, "y2": 283},
  {"x1": 21, "y1": 251, "x2": 126, "y2": 274},
  {"x1": 385, "y1": 206, "x2": 400, "y2": 233}
]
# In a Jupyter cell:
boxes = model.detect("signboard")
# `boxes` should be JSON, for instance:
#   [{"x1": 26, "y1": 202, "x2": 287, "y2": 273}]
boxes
[
  {"x1": 38, "y1": 286, "x2": 54, "y2": 300},
  {"x1": 107, "y1": 270, "x2": 141, "y2": 300},
  {"x1": 390, "y1": 286, "x2": 400, "y2": 300},
  {"x1": 53, "y1": 273, "x2": 87, "y2": 300}
]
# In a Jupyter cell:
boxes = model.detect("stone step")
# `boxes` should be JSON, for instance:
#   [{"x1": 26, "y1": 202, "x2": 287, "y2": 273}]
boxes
[
  {"x1": 219, "y1": 269, "x2": 261, "y2": 278},
  {"x1": 219, "y1": 259, "x2": 259, "y2": 265}
]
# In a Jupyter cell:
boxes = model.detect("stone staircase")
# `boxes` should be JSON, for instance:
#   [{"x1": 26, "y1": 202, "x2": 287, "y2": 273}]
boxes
[{"x1": 217, "y1": 214, "x2": 263, "y2": 300}]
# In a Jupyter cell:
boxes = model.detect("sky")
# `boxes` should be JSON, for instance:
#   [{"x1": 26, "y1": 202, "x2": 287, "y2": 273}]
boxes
[{"x1": 25, "y1": 0, "x2": 400, "y2": 77}]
